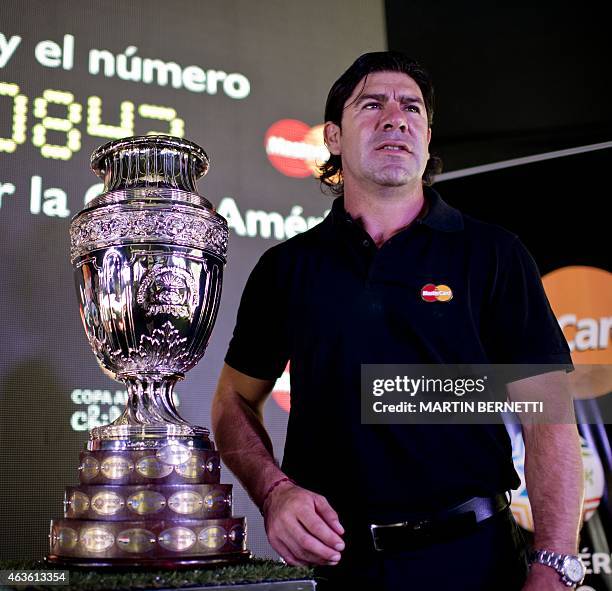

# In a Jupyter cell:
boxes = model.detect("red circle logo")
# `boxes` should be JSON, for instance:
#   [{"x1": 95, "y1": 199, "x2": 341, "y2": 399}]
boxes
[
  {"x1": 264, "y1": 119, "x2": 329, "y2": 178},
  {"x1": 420, "y1": 283, "x2": 438, "y2": 302}
]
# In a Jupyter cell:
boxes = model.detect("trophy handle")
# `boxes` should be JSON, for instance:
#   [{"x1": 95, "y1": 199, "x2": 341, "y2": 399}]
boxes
[{"x1": 100, "y1": 249, "x2": 128, "y2": 355}]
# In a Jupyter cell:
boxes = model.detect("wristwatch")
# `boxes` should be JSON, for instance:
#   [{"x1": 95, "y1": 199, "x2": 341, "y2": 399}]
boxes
[{"x1": 529, "y1": 548, "x2": 586, "y2": 587}]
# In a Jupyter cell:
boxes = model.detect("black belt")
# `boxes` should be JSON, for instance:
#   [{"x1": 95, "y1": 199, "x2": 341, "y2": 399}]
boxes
[{"x1": 370, "y1": 492, "x2": 511, "y2": 552}]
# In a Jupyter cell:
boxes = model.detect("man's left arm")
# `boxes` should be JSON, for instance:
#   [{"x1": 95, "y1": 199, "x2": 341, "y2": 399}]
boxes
[{"x1": 507, "y1": 370, "x2": 584, "y2": 590}]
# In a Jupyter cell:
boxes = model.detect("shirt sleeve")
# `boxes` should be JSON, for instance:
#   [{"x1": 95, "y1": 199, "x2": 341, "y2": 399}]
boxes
[
  {"x1": 224, "y1": 247, "x2": 290, "y2": 380},
  {"x1": 484, "y1": 236, "x2": 573, "y2": 371}
]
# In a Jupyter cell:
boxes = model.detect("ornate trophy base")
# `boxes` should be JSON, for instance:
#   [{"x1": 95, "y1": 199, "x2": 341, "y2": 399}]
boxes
[
  {"x1": 47, "y1": 517, "x2": 249, "y2": 568},
  {"x1": 48, "y1": 437, "x2": 250, "y2": 568},
  {"x1": 45, "y1": 552, "x2": 251, "y2": 569}
]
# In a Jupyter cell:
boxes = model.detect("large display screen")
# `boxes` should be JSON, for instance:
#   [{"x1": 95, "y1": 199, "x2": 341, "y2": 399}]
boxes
[{"x1": 0, "y1": 0, "x2": 387, "y2": 560}]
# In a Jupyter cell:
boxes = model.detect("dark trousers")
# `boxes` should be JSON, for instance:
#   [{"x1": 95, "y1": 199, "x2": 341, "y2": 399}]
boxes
[{"x1": 314, "y1": 508, "x2": 529, "y2": 590}]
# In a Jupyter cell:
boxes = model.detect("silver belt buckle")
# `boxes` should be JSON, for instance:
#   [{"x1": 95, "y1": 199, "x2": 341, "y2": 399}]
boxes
[{"x1": 370, "y1": 519, "x2": 431, "y2": 551}]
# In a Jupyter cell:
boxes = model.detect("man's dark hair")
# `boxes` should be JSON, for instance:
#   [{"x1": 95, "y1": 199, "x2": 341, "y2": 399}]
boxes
[{"x1": 318, "y1": 51, "x2": 443, "y2": 194}]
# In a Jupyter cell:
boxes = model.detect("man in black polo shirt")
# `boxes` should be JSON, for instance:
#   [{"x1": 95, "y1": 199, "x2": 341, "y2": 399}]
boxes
[{"x1": 211, "y1": 52, "x2": 584, "y2": 590}]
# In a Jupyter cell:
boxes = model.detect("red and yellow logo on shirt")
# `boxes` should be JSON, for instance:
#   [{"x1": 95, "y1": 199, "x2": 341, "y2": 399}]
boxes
[{"x1": 421, "y1": 283, "x2": 453, "y2": 302}]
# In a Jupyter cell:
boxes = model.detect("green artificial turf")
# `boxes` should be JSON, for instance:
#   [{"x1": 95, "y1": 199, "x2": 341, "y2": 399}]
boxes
[{"x1": 0, "y1": 558, "x2": 314, "y2": 590}]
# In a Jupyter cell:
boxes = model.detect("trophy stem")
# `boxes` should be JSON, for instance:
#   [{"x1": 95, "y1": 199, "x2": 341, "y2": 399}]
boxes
[
  {"x1": 88, "y1": 375, "x2": 210, "y2": 443},
  {"x1": 125, "y1": 375, "x2": 187, "y2": 425}
]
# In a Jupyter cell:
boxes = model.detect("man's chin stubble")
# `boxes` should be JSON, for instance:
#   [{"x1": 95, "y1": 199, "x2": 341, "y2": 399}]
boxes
[{"x1": 370, "y1": 171, "x2": 413, "y2": 187}]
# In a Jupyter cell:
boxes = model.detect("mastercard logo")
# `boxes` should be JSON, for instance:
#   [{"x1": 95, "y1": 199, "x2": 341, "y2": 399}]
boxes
[
  {"x1": 264, "y1": 119, "x2": 330, "y2": 178},
  {"x1": 421, "y1": 283, "x2": 453, "y2": 302},
  {"x1": 543, "y1": 265, "x2": 612, "y2": 398},
  {"x1": 543, "y1": 266, "x2": 611, "y2": 364}
]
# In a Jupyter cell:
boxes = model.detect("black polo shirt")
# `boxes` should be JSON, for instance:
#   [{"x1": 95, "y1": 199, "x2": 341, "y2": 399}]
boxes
[{"x1": 225, "y1": 186, "x2": 572, "y2": 523}]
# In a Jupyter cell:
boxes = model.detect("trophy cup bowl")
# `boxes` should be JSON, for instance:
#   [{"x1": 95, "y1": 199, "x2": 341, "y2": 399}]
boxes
[
  {"x1": 71, "y1": 135, "x2": 226, "y2": 443},
  {"x1": 48, "y1": 136, "x2": 249, "y2": 567}
]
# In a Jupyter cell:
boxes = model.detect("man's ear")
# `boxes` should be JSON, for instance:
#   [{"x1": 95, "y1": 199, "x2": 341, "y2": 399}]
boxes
[{"x1": 324, "y1": 121, "x2": 341, "y2": 156}]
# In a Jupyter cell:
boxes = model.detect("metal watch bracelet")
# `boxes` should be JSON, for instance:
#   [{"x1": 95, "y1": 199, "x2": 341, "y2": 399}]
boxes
[{"x1": 529, "y1": 548, "x2": 586, "y2": 587}]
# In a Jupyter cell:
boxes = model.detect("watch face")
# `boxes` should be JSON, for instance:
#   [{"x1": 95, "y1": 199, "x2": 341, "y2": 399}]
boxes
[{"x1": 563, "y1": 556, "x2": 585, "y2": 583}]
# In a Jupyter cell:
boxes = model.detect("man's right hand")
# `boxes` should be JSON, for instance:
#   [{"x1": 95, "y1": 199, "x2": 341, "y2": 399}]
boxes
[{"x1": 263, "y1": 480, "x2": 346, "y2": 566}]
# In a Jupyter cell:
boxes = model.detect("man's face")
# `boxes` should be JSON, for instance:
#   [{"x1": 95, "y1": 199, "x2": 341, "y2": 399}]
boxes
[{"x1": 325, "y1": 71, "x2": 431, "y2": 190}]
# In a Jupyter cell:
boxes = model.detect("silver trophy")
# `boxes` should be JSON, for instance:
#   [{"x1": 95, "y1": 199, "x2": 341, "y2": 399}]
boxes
[{"x1": 48, "y1": 136, "x2": 249, "y2": 567}]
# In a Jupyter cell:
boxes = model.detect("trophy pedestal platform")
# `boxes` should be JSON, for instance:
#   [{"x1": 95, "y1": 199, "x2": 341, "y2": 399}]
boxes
[
  {"x1": 49, "y1": 515, "x2": 248, "y2": 565},
  {"x1": 49, "y1": 438, "x2": 249, "y2": 568},
  {"x1": 45, "y1": 549, "x2": 251, "y2": 569}
]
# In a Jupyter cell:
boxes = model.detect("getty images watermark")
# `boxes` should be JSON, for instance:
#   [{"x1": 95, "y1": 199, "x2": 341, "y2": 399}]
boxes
[{"x1": 360, "y1": 364, "x2": 609, "y2": 425}]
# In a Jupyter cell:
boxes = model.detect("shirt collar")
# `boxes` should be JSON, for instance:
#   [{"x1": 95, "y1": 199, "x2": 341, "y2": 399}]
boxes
[{"x1": 329, "y1": 186, "x2": 463, "y2": 233}]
